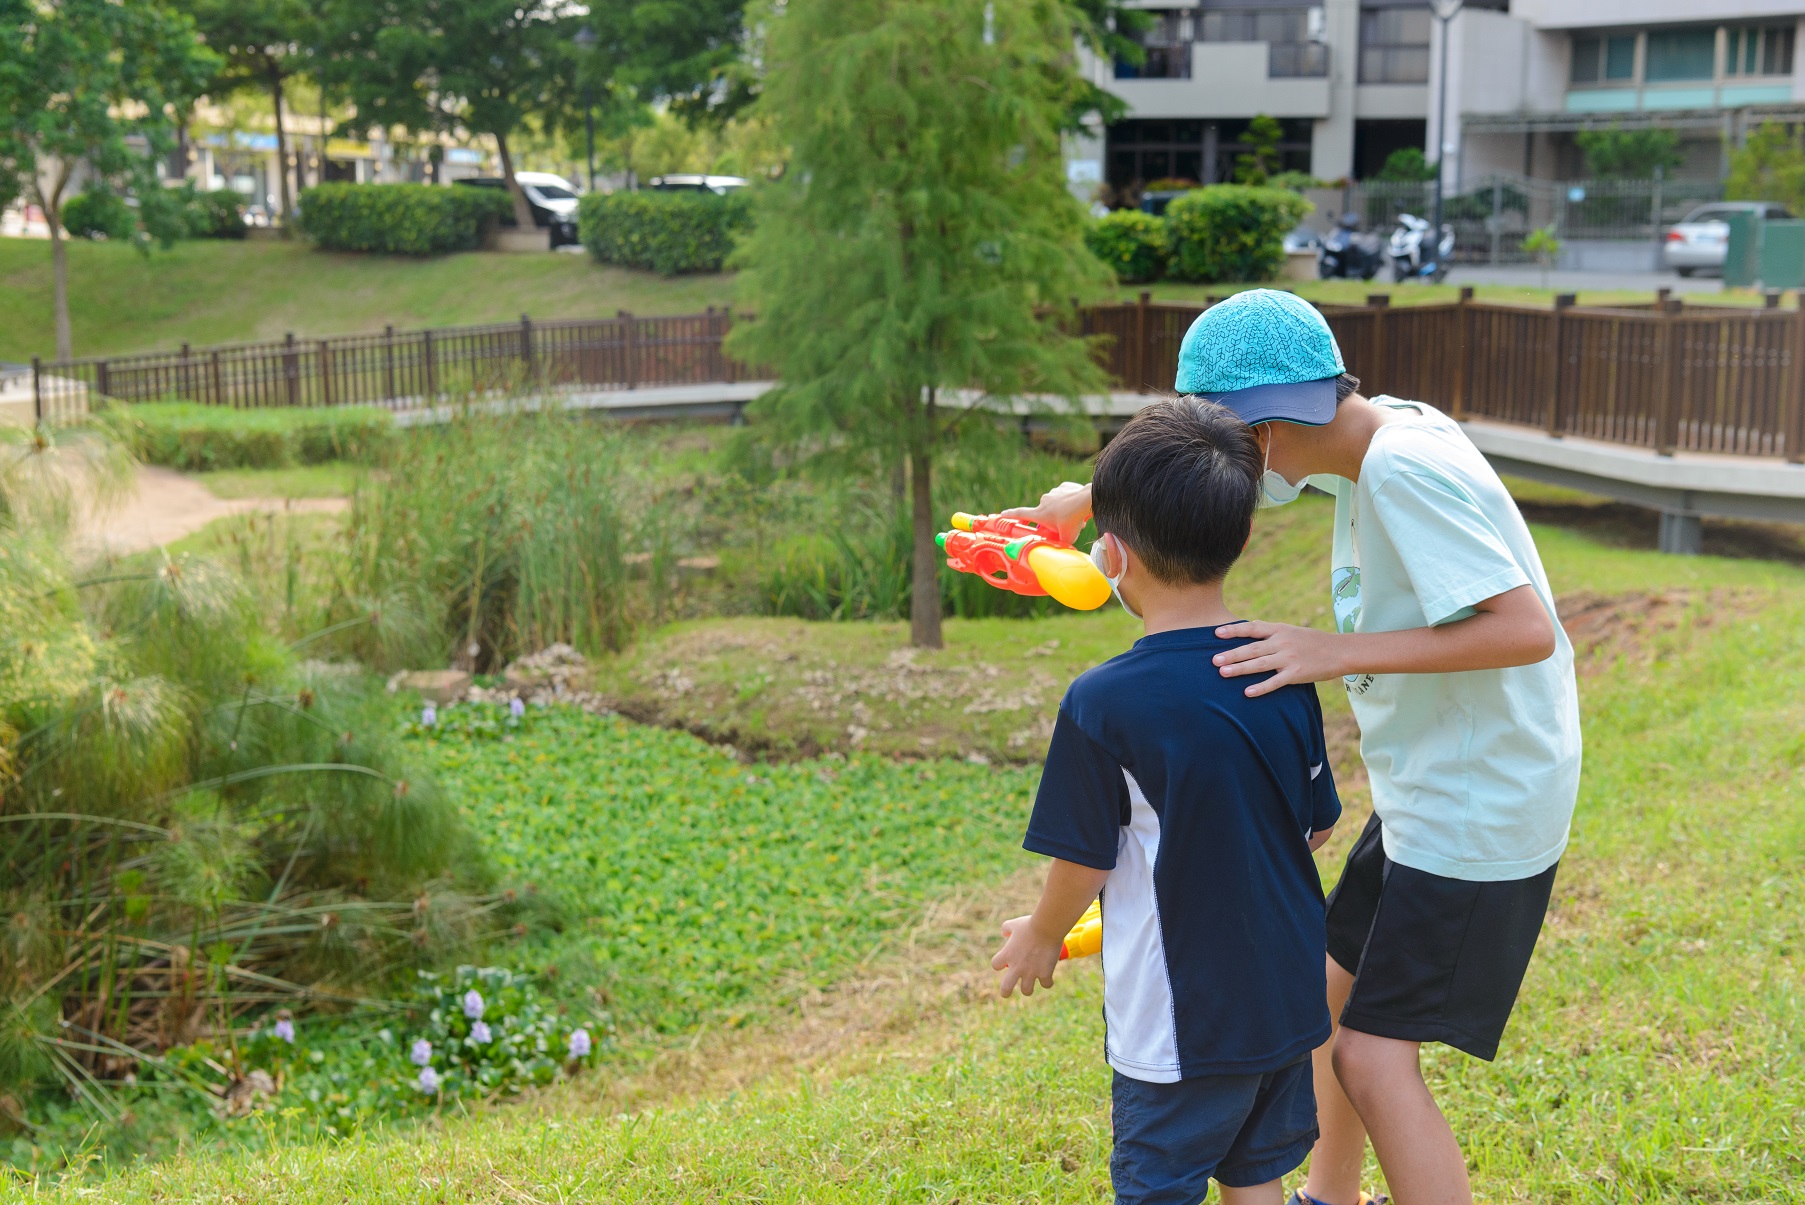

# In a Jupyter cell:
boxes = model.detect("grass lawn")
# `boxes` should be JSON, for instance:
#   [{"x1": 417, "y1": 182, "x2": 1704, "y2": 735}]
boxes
[
  {"x1": 20, "y1": 507, "x2": 1805, "y2": 1202},
  {"x1": 0, "y1": 238, "x2": 737, "y2": 362},
  {"x1": 193, "y1": 463, "x2": 367, "y2": 499}
]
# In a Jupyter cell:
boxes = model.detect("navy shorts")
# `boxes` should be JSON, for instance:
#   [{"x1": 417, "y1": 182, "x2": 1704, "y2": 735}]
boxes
[{"x1": 1111, "y1": 1059, "x2": 1317, "y2": 1205}]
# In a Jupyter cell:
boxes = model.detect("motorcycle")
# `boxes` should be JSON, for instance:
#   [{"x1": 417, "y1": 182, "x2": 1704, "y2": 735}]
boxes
[
  {"x1": 1317, "y1": 212, "x2": 1384, "y2": 281},
  {"x1": 1387, "y1": 212, "x2": 1455, "y2": 283}
]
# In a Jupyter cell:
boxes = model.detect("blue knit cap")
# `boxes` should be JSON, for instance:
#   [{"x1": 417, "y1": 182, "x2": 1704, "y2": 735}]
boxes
[{"x1": 1173, "y1": 289, "x2": 1346, "y2": 425}]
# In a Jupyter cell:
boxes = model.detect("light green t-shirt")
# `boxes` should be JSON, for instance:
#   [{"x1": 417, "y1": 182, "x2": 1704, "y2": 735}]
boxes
[{"x1": 1311, "y1": 399, "x2": 1581, "y2": 882}]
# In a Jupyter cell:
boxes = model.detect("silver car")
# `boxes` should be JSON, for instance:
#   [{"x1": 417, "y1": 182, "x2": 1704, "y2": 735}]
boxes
[{"x1": 1663, "y1": 201, "x2": 1794, "y2": 276}]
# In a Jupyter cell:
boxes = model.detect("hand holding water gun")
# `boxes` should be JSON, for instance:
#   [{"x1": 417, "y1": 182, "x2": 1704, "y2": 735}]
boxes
[
  {"x1": 993, "y1": 898, "x2": 1104, "y2": 998},
  {"x1": 936, "y1": 512, "x2": 1111, "y2": 611},
  {"x1": 1059, "y1": 900, "x2": 1102, "y2": 960}
]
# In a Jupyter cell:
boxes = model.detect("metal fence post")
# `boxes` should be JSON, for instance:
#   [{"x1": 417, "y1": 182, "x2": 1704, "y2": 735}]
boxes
[
  {"x1": 180, "y1": 342, "x2": 192, "y2": 401},
  {"x1": 31, "y1": 355, "x2": 42, "y2": 425},
  {"x1": 384, "y1": 325, "x2": 396, "y2": 402},
  {"x1": 423, "y1": 328, "x2": 437, "y2": 399},
  {"x1": 619, "y1": 310, "x2": 636, "y2": 389},
  {"x1": 1135, "y1": 291, "x2": 1151, "y2": 393},
  {"x1": 211, "y1": 349, "x2": 224, "y2": 408},
  {"x1": 1789, "y1": 293, "x2": 1805, "y2": 463},
  {"x1": 1546, "y1": 293, "x2": 1574, "y2": 437},
  {"x1": 319, "y1": 339, "x2": 333, "y2": 407},
  {"x1": 1655, "y1": 299, "x2": 1680, "y2": 456},
  {"x1": 283, "y1": 332, "x2": 300, "y2": 407},
  {"x1": 1452, "y1": 286, "x2": 1474, "y2": 419},
  {"x1": 520, "y1": 313, "x2": 534, "y2": 384}
]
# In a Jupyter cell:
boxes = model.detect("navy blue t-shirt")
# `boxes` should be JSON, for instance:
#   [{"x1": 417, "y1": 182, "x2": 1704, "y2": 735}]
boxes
[{"x1": 1025, "y1": 627, "x2": 1341, "y2": 1082}]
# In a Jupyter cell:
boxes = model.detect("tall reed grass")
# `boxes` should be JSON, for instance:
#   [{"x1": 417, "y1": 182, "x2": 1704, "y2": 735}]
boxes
[{"x1": 0, "y1": 421, "x2": 488, "y2": 1122}]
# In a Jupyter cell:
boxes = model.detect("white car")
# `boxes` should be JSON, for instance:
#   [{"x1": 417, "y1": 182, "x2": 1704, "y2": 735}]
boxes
[
  {"x1": 454, "y1": 172, "x2": 583, "y2": 245},
  {"x1": 646, "y1": 174, "x2": 749, "y2": 195},
  {"x1": 1663, "y1": 201, "x2": 1794, "y2": 276}
]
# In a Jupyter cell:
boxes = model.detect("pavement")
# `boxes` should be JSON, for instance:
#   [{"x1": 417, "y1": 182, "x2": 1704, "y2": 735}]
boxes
[
  {"x1": 1444, "y1": 263, "x2": 1727, "y2": 296},
  {"x1": 75, "y1": 465, "x2": 347, "y2": 560}
]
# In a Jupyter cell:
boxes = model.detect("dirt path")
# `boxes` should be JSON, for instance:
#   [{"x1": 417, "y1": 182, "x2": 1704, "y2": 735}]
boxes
[{"x1": 75, "y1": 465, "x2": 347, "y2": 560}]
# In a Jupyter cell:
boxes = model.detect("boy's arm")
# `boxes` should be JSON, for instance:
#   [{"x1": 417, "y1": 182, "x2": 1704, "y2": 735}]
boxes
[
  {"x1": 1212, "y1": 583, "x2": 1557, "y2": 698},
  {"x1": 993, "y1": 858, "x2": 1111, "y2": 998}
]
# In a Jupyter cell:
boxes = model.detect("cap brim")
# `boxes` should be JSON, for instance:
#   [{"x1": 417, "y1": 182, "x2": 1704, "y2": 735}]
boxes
[{"x1": 1198, "y1": 377, "x2": 1338, "y2": 427}]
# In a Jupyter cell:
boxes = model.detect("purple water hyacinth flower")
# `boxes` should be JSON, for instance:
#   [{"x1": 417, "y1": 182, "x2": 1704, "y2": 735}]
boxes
[
  {"x1": 469, "y1": 1020, "x2": 492, "y2": 1045},
  {"x1": 421, "y1": 703, "x2": 437, "y2": 727},
  {"x1": 509, "y1": 697, "x2": 526, "y2": 720},
  {"x1": 567, "y1": 1028, "x2": 592, "y2": 1059},
  {"x1": 410, "y1": 1038, "x2": 433, "y2": 1066},
  {"x1": 416, "y1": 1066, "x2": 440, "y2": 1093},
  {"x1": 273, "y1": 1018, "x2": 296, "y2": 1044},
  {"x1": 462, "y1": 988, "x2": 485, "y2": 1020}
]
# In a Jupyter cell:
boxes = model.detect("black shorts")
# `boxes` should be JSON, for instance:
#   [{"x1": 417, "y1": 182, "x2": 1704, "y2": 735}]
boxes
[{"x1": 1323, "y1": 813, "x2": 1557, "y2": 1061}]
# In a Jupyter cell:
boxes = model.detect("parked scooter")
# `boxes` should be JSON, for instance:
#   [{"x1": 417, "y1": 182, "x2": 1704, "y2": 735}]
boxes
[
  {"x1": 1317, "y1": 212, "x2": 1384, "y2": 280},
  {"x1": 1387, "y1": 212, "x2": 1455, "y2": 283}
]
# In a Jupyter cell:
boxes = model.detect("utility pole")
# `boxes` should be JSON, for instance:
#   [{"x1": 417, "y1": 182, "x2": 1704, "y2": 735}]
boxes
[
  {"x1": 1428, "y1": 0, "x2": 1464, "y2": 280},
  {"x1": 574, "y1": 25, "x2": 597, "y2": 191}
]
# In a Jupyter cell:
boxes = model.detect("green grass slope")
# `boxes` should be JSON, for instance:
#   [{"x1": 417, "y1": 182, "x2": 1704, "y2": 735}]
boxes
[
  {"x1": 11, "y1": 509, "x2": 1805, "y2": 1201},
  {"x1": 0, "y1": 239, "x2": 736, "y2": 362}
]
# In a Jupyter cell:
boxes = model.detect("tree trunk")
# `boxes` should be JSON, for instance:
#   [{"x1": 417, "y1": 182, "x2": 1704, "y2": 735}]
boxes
[
  {"x1": 493, "y1": 131, "x2": 538, "y2": 231},
  {"x1": 909, "y1": 389, "x2": 943, "y2": 649},
  {"x1": 271, "y1": 70, "x2": 293, "y2": 231},
  {"x1": 50, "y1": 215, "x2": 71, "y2": 361},
  {"x1": 38, "y1": 166, "x2": 72, "y2": 361}
]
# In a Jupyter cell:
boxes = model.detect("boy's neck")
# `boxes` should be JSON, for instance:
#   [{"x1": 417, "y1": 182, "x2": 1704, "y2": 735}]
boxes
[
  {"x1": 1292, "y1": 392, "x2": 1398, "y2": 482},
  {"x1": 1136, "y1": 578, "x2": 1237, "y2": 637}
]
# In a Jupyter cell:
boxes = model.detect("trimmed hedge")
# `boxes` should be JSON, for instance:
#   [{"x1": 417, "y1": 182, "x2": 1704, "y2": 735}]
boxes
[
  {"x1": 1084, "y1": 210, "x2": 1169, "y2": 284},
  {"x1": 296, "y1": 183, "x2": 511, "y2": 255},
  {"x1": 129, "y1": 402, "x2": 395, "y2": 471},
  {"x1": 62, "y1": 189, "x2": 136, "y2": 241},
  {"x1": 578, "y1": 189, "x2": 752, "y2": 275},
  {"x1": 1164, "y1": 185, "x2": 1312, "y2": 284},
  {"x1": 179, "y1": 184, "x2": 247, "y2": 239}
]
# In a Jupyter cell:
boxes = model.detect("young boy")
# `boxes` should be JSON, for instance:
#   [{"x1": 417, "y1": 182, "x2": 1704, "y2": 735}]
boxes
[
  {"x1": 1009, "y1": 289, "x2": 1582, "y2": 1205},
  {"x1": 993, "y1": 397, "x2": 1343, "y2": 1205}
]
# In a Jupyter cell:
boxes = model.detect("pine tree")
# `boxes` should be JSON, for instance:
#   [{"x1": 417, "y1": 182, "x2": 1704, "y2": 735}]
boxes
[{"x1": 729, "y1": 0, "x2": 1110, "y2": 648}]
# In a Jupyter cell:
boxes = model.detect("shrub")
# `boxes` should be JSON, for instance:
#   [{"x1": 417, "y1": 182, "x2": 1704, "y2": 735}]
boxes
[
  {"x1": 1165, "y1": 185, "x2": 1312, "y2": 283},
  {"x1": 180, "y1": 183, "x2": 247, "y2": 238},
  {"x1": 1727, "y1": 122, "x2": 1805, "y2": 215},
  {"x1": 61, "y1": 188, "x2": 136, "y2": 241},
  {"x1": 578, "y1": 189, "x2": 753, "y2": 274},
  {"x1": 1084, "y1": 210, "x2": 1169, "y2": 284},
  {"x1": 128, "y1": 402, "x2": 395, "y2": 470},
  {"x1": 296, "y1": 183, "x2": 511, "y2": 255},
  {"x1": 1375, "y1": 147, "x2": 1437, "y2": 182}
]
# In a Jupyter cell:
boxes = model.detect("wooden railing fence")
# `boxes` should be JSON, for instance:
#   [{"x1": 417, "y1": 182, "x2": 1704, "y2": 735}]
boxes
[{"x1": 27, "y1": 291, "x2": 1805, "y2": 463}]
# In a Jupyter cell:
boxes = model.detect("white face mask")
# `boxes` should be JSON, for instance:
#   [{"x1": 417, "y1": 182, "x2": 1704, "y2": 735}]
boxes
[
  {"x1": 1259, "y1": 427, "x2": 1304, "y2": 508},
  {"x1": 1088, "y1": 533, "x2": 1142, "y2": 619}
]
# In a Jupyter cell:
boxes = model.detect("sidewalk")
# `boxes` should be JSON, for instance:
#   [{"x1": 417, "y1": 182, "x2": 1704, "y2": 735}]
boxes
[
  {"x1": 75, "y1": 466, "x2": 346, "y2": 560},
  {"x1": 1445, "y1": 263, "x2": 1726, "y2": 295}
]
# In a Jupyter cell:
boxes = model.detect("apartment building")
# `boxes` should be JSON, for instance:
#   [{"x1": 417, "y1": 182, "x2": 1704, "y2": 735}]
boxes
[{"x1": 1070, "y1": 0, "x2": 1805, "y2": 199}]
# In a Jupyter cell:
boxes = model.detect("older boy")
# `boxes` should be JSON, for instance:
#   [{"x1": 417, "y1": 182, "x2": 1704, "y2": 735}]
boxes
[
  {"x1": 1010, "y1": 290, "x2": 1581, "y2": 1205},
  {"x1": 994, "y1": 397, "x2": 1342, "y2": 1205}
]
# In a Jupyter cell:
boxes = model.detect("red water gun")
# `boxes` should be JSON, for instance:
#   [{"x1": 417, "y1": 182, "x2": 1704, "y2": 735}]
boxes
[{"x1": 935, "y1": 512, "x2": 1110, "y2": 611}]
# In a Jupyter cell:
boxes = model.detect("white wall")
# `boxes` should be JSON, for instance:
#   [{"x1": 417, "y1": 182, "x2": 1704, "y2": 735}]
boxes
[
  {"x1": 1512, "y1": 0, "x2": 1804, "y2": 30},
  {"x1": 1104, "y1": 43, "x2": 1332, "y2": 119},
  {"x1": 1312, "y1": 0, "x2": 1361, "y2": 179},
  {"x1": 1429, "y1": 9, "x2": 1568, "y2": 188}
]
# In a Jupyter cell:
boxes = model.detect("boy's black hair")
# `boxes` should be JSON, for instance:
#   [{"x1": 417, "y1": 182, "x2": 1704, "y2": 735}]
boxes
[
  {"x1": 1335, "y1": 372, "x2": 1362, "y2": 402},
  {"x1": 1092, "y1": 397, "x2": 1262, "y2": 585}
]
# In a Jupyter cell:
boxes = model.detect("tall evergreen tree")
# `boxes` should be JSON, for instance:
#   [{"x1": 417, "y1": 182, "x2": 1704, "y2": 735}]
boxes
[
  {"x1": 729, "y1": 0, "x2": 1110, "y2": 649},
  {"x1": 0, "y1": 0, "x2": 218, "y2": 360}
]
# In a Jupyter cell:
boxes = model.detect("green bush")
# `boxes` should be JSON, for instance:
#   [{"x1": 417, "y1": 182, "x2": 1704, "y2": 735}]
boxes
[
  {"x1": 1165, "y1": 185, "x2": 1312, "y2": 284},
  {"x1": 129, "y1": 402, "x2": 395, "y2": 470},
  {"x1": 1084, "y1": 210, "x2": 1169, "y2": 284},
  {"x1": 1375, "y1": 147, "x2": 1437, "y2": 182},
  {"x1": 61, "y1": 188, "x2": 135, "y2": 241},
  {"x1": 578, "y1": 189, "x2": 753, "y2": 274},
  {"x1": 296, "y1": 183, "x2": 511, "y2": 255},
  {"x1": 179, "y1": 183, "x2": 247, "y2": 238}
]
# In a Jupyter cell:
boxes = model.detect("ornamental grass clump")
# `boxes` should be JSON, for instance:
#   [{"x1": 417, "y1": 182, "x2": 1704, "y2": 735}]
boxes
[{"x1": 0, "y1": 419, "x2": 489, "y2": 1134}]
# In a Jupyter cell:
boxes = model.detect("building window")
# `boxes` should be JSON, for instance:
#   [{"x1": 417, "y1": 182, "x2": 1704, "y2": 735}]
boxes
[
  {"x1": 1728, "y1": 25, "x2": 1795, "y2": 77},
  {"x1": 1570, "y1": 33, "x2": 1636, "y2": 84},
  {"x1": 1644, "y1": 28, "x2": 1717, "y2": 82},
  {"x1": 1117, "y1": 8, "x2": 1327, "y2": 80},
  {"x1": 1116, "y1": 10, "x2": 1192, "y2": 79},
  {"x1": 1359, "y1": 8, "x2": 1431, "y2": 85}
]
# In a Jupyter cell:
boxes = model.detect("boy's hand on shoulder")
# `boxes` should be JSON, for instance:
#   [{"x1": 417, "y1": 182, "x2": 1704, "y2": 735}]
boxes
[
  {"x1": 992, "y1": 915, "x2": 1064, "y2": 998},
  {"x1": 1212, "y1": 621, "x2": 1346, "y2": 696}
]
